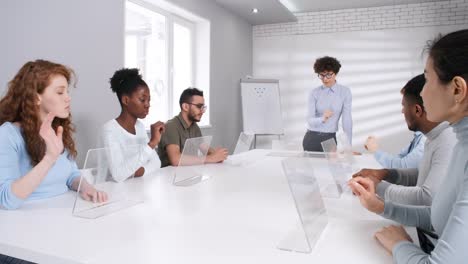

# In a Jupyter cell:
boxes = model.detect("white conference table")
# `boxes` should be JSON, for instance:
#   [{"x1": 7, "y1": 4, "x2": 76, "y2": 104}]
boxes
[{"x1": 0, "y1": 149, "x2": 416, "y2": 264}]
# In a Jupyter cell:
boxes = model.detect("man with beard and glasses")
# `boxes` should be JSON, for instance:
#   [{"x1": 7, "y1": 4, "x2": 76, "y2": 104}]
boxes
[{"x1": 158, "y1": 87, "x2": 228, "y2": 167}]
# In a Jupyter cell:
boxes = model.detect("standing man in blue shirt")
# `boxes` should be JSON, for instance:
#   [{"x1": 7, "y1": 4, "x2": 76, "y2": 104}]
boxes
[{"x1": 303, "y1": 56, "x2": 352, "y2": 152}]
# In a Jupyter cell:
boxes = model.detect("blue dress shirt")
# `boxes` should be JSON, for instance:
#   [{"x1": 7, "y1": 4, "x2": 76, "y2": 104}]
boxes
[
  {"x1": 374, "y1": 131, "x2": 426, "y2": 169},
  {"x1": 306, "y1": 82, "x2": 353, "y2": 144}
]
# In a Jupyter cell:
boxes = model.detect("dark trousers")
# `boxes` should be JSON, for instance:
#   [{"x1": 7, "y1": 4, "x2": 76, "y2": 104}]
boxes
[{"x1": 302, "y1": 130, "x2": 336, "y2": 152}]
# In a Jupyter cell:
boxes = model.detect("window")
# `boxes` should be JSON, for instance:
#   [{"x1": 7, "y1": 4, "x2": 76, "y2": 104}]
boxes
[
  {"x1": 125, "y1": 1, "x2": 209, "y2": 127},
  {"x1": 172, "y1": 21, "x2": 194, "y2": 117}
]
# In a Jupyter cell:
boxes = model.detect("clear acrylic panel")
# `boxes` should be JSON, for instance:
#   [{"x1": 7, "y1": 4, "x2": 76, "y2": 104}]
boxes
[
  {"x1": 320, "y1": 139, "x2": 352, "y2": 198},
  {"x1": 233, "y1": 132, "x2": 254, "y2": 155},
  {"x1": 224, "y1": 132, "x2": 255, "y2": 167},
  {"x1": 267, "y1": 151, "x2": 303, "y2": 158},
  {"x1": 267, "y1": 151, "x2": 327, "y2": 158},
  {"x1": 336, "y1": 132, "x2": 354, "y2": 164},
  {"x1": 302, "y1": 151, "x2": 327, "y2": 159},
  {"x1": 72, "y1": 147, "x2": 143, "y2": 219},
  {"x1": 278, "y1": 158, "x2": 328, "y2": 254},
  {"x1": 321, "y1": 138, "x2": 338, "y2": 160},
  {"x1": 271, "y1": 139, "x2": 303, "y2": 151},
  {"x1": 173, "y1": 136, "x2": 212, "y2": 186},
  {"x1": 322, "y1": 163, "x2": 350, "y2": 198}
]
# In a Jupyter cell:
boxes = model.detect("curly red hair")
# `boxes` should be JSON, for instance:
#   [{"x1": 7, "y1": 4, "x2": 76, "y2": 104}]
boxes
[{"x1": 0, "y1": 60, "x2": 77, "y2": 165}]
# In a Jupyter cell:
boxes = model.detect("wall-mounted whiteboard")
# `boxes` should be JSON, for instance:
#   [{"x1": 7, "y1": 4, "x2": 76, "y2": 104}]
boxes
[{"x1": 240, "y1": 78, "x2": 283, "y2": 135}]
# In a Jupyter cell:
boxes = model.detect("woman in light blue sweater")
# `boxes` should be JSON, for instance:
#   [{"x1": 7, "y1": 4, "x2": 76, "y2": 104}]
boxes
[
  {"x1": 349, "y1": 29, "x2": 468, "y2": 263},
  {"x1": 0, "y1": 60, "x2": 107, "y2": 210}
]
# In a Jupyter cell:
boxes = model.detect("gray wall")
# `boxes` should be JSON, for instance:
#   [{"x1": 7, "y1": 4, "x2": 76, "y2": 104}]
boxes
[
  {"x1": 0, "y1": 0, "x2": 252, "y2": 165},
  {"x1": 0, "y1": 0, "x2": 124, "y2": 166}
]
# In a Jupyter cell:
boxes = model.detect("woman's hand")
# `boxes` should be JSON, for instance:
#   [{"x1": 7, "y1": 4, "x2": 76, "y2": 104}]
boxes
[
  {"x1": 79, "y1": 180, "x2": 108, "y2": 203},
  {"x1": 39, "y1": 112, "x2": 64, "y2": 162},
  {"x1": 375, "y1": 225, "x2": 413, "y2": 254},
  {"x1": 149, "y1": 121, "x2": 165, "y2": 148},
  {"x1": 348, "y1": 177, "x2": 384, "y2": 214},
  {"x1": 322, "y1": 109, "x2": 334, "y2": 122}
]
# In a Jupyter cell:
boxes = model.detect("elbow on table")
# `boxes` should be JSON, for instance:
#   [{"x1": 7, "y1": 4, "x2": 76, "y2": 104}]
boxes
[
  {"x1": 0, "y1": 185, "x2": 24, "y2": 210},
  {"x1": 0, "y1": 197, "x2": 23, "y2": 210}
]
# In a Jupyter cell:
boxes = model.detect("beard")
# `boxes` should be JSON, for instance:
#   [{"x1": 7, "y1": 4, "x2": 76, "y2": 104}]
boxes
[
  {"x1": 406, "y1": 122, "x2": 418, "y2": 132},
  {"x1": 188, "y1": 111, "x2": 201, "y2": 122}
]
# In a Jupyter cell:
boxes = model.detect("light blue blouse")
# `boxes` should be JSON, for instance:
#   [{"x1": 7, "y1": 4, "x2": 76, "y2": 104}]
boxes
[
  {"x1": 0, "y1": 122, "x2": 80, "y2": 210},
  {"x1": 306, "y1": 82, "x2": 353, "y2": 144}
]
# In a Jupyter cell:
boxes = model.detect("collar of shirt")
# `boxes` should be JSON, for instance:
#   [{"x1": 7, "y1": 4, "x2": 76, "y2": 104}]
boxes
[
  {"x1": 452, "y1": 116, "x2": 468, "y2": 142},
  {"x1": 413, "y1": 131, "x2": 423, "y2": 139},
  {"x1": 320, "y1": 82, "x2": 338, "y2": 93},
  {"x1": 425, "y1": 121, "x2": 450, "y2": 140},
  {"x1": 176, "y1": 112, "x2": 191, "y2": 130}
]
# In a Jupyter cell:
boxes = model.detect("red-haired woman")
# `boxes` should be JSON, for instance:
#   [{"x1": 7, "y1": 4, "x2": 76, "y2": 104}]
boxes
[{"x1": 0, "y1": 60, "x2": 107, "y2": 210}]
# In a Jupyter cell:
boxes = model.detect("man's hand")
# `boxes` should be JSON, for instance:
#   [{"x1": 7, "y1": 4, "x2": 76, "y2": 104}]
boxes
[
  {"x1": 365, "y1": 136, "x2": 379, "y2": 153},
  {"x1": 352, "y1": 168, "x2": 388, "y2": 182},
  {"x1": 206, "y1": 148, "x2": 228, "y2": 163}
]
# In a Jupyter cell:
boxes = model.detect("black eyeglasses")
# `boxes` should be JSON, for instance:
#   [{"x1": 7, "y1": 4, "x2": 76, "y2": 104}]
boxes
[
  {"x1": 187, "y1": 103, "x2": 207, "y2": 111},
  {"x1": 318, "y1": 72, "x2": 335, "y2": 80}
]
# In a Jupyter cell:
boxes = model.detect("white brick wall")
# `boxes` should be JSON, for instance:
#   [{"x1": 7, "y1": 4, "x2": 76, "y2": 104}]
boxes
[{"x1": 253, "y1": 0, "x2": 468, "y2": 37}]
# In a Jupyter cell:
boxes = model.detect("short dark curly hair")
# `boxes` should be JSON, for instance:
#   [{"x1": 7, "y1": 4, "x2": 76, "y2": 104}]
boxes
[
  {"x1": 179, "y1": 87, "x2": 204, "y2": 109},
  {"x1": 313, "y1": 56, "x2": 341, "y2": 74}
]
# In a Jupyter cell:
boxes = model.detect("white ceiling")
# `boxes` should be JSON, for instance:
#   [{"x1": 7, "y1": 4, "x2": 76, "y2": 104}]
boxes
[
  {"x1": 214, "y1": 0, "x2": 297, "y2": 25},
  {"x1": 214, "y1": 0, "x2": 447, "y2": 25},
  {"x1": 280, "y1": 0, "x2": 445, "y2": 12}
]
